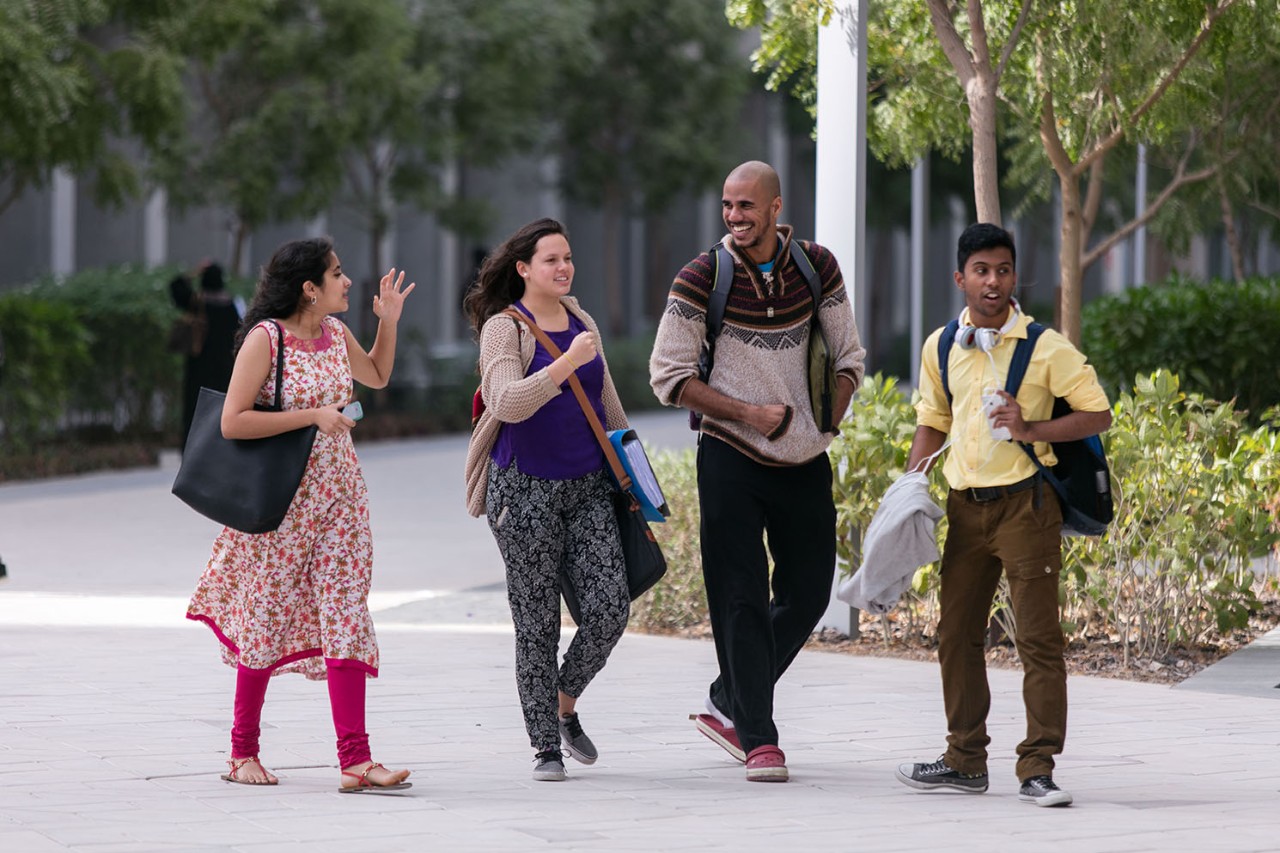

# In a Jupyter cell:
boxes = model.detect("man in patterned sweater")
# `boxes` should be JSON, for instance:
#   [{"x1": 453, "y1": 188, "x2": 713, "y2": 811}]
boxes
[{"x1": 650, "y1": 160, "x2": 866, "y2": 782}]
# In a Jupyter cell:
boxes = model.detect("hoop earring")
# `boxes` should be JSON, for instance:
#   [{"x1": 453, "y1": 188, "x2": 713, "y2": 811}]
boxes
[{"x1": 311, "y1": 296, "x2": 317, "y2": 305}]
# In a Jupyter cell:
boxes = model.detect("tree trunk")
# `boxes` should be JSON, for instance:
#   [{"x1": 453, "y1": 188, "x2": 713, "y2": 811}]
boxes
[
  {"x1": 230, "y1": 219, "x2": 249, "y2": 277},
  {"x1": 1056, "y1": 173, "x2": 1084, "y2": 345},
  {"x1": 601, "y1": 184, "x2": 625, "y2": 337},
  {"x1": 1218, "y1": 176, "x2": 1245, "y2": 281},
  {"x1": 968, "y1": 76, "x2": 1003, "y2": 224}
]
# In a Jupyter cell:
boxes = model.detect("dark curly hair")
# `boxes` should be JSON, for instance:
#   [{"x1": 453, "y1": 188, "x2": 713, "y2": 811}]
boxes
[
  {"x1": 235, "y1": 237, "x2": 335, "y2": 352},
  {"x1": 463, "y1": 218, "x2": 568, "y2": 338}
]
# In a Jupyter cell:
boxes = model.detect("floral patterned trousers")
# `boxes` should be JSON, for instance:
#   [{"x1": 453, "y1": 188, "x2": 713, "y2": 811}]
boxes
[{"x1": 486, "y1": 461, "x2": 629, "y2": 751}]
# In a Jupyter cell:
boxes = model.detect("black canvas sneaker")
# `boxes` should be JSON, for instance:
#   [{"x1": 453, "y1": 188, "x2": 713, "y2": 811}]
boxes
[
  {"x1": 532, "y1": 748, "x2": 567, "y2": 782},
  {"x1": 895, "y1": 756, "x2": 989, "y2": 793},
  {"x1": 1019, "y1": 775, "x2": 1073, "y2": 807},
  {"x1": 558, "y1": 712, "x2": 598, "y2": 765}
]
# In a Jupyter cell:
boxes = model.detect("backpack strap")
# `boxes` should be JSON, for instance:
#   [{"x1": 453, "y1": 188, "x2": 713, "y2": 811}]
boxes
[
  {"x1": 1008, "y1": 321, "x2": 1053, "y2": 471},
  {"x1": 792, "y1": 242, "x2": 823, "y2": 314},
  {"x1": 938, "y1": 319, "x2": 960, "y2": 407},
  {"x1": 699, "y1": 243, "x2": 735, "y2": 382},
  {"x1": 1004, "y1": 321, "x2": 1045, "y2": 398},
  {"x1": 938, "y1": 318, "x2": 1045, "y2": 407}
]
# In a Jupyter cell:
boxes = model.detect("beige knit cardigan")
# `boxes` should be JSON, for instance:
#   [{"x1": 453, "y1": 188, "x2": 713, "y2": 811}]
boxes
[{"x1": 464, "y1": 297, "x2": 629, "y2": 517}]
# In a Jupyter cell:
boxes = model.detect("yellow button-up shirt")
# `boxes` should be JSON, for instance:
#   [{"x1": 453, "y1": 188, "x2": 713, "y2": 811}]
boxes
[{"x1": 916, "y1": 309, "x2": 1111, "y2": 490}]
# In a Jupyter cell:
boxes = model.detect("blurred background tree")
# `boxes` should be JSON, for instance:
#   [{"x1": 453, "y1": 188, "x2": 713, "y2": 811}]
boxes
[{"x1": 0, "y1": 0, "x2": 186, "y2": 217}]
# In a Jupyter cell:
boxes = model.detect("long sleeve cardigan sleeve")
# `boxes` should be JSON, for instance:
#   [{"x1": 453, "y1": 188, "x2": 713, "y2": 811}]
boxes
[{"x1": 464, "y1": 297, "x2": 627, "y2": 517}]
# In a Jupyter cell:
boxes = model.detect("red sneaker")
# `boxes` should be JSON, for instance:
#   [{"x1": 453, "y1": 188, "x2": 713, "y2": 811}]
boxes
[
  {"x1": 745, "y1": 745, "x2": 788, "y2": 782},
  {"x1": 692, "y1": 713, "x2": 746, "y2": 763}
]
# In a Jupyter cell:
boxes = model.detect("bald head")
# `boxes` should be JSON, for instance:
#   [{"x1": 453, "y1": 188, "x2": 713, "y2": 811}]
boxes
[
  {"x1": 726, "y1": 161, "x2": 781, "y2": 201},
  {"x1": 722, "y1": 161, "x2": 784, "y2": 263}
]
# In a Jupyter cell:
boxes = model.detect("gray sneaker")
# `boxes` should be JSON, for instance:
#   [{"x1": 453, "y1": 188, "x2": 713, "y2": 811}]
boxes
[
  {"x1": 1019, "y1": 775, "x2": 1073, "y2": 807},
  {"x1": 558, "y1": 712, "x2": 598, "y2": 765},
  {"x1": 532, "y1": 748, "x2": 566, "y2": 782},
  {"x1": 895, "y1": 756, "x2": 989, "y2": 793}
]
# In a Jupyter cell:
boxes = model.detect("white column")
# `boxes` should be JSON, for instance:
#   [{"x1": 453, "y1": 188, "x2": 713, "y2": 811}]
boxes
[
  {"x1": 51, "y1": 168, "x2": 76, "y2": 278},
  {"x1": 1134, "y1": 144, "x2": 1148, "y2": 286},
  {"x1": 815, "y1": 0, "x2": 867, "y2": 347},
  {"x1": 698, "y1": 192, "x2": 719, "y2": 251},
  {"x1": 1141, "y1": 140, "x2": 1152, "y2": 284},
  {"x1": 539, "y1": 156, "x2": 563, "y2": 224},
  {"x1": 439, "y1": 160, "x2": 460, "y2": 347},
  {"x1": 910, "y1": 159, "x2": 929, "y2": 385},
  {"x1": 815, "y1": 0, "x2": 867, "y2": 638},
  {"x1": 143, "y1": 188, "x2": 168, "y2": 268}
]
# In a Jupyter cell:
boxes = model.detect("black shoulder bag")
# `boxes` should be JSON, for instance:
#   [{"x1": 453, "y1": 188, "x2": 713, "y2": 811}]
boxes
[{"x1": 172, "y1": 321, "x2": 319, "y2": 533}]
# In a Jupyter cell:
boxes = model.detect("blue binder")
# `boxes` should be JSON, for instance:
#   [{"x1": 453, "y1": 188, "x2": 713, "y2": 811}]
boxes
[{"x1": 607, "y1": 429, "x2": 670, "y2": 523}]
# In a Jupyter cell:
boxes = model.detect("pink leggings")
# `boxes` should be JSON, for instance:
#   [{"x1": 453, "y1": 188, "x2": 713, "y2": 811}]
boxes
[{"x1": 231, "y1": 659, "x2": 371, "y2": 768}]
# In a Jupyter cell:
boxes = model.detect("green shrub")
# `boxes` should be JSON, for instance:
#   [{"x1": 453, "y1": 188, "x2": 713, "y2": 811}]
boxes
[
  {"x1": 604, "y1": 331, "x2": 663, "y2": 415},
  {"x1": 26, "y1": 264, "x2": 187, "y2": 437},
  {"x1": 1082, "y1": 276, "x2": 1280, "y2": 422},
  {"x1": 629, "y1": 447, "x2": 708, "y2": 631},
  {"x1": 634, "y1": 371, "x2": 1280, "y2": 670},
  {"x1": 1061, "y1": 370, "x2": 1280, "y2": 663},
  {"x1": 0, "y1": 294, "x2": 91, "y2": 450}
]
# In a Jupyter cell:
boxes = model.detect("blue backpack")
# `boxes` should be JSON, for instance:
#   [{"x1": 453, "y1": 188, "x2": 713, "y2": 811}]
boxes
[{"x1": 939, "y1": 320, "x2": 1113, "y2": 537}]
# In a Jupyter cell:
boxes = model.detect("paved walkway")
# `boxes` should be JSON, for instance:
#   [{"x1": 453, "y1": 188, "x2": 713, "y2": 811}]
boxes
[{"x1": 2, "y1": 410, "x2": 1278, "y2": 852}]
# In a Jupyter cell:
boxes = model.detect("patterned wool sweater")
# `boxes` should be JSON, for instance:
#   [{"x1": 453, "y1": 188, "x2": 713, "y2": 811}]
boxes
[
  {"x1": 650, "y1": 226, "x2": 866, "y2": 465},
  {"x1": 464, "y1": 297, "x2": 628, "y2": 517}
]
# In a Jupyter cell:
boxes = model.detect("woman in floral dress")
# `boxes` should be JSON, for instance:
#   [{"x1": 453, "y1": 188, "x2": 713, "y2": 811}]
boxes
[{"x1": 187, "y1": 237, "x2": 414, "y2": 792}]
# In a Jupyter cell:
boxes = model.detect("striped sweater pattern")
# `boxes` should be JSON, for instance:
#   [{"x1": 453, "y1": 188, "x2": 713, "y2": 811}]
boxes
[{"x1": 650, "y1": 226, "x2": 866, "y2": 465}]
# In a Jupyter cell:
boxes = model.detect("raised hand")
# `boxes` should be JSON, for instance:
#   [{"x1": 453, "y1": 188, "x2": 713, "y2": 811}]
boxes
[{"x1": 372, "y1": 268, "x2": 417, "y2": 323}]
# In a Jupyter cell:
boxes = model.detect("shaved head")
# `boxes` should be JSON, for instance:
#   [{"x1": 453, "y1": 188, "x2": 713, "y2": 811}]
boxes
[
  {"x1": 726, "y1": 161, "x2": 781, "y2": 201},
  {"x1": 722, "y1": 161, "x2": 784, "y2": 263}
]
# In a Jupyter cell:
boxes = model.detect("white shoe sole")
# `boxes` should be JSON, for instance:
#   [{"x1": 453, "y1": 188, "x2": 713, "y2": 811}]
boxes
[
  {"x1": 1020, "y1": 790, "x2": 1073, "y2": 807},
  {"x1": 561, "y1": 742, "x2": 598, "y2": 766},
  {"x1": 692, "y1": 714, "x2": 747, "y2": 763},
  {"x1": 746, "y1": 767, "x2": 789, "y2": 782}
]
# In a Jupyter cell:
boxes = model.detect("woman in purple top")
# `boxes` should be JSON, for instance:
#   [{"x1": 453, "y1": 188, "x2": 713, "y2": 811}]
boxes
[{"x1": 464, "y1": 218, "x2": 631, "y2": 782}]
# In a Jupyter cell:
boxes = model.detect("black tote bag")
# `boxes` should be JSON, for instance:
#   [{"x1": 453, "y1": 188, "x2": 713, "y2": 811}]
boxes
[{"x1": 172, "y1": 321, "x2": 318, "y2": 533}]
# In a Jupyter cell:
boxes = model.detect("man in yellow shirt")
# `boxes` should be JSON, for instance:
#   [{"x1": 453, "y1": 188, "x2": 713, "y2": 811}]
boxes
[{"x1": 895, "y1": 223, "x2": 1111, "y2": 808}]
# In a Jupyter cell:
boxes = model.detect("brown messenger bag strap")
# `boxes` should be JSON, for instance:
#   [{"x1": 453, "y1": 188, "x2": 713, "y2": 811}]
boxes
[{"x1": 500, "y1": 308, "x2": 633, "y2": 492}]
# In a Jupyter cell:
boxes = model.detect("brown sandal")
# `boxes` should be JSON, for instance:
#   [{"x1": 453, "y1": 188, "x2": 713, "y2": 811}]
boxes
[
  {"x1": 220, "y1": 756, "x2": 278, "y2": 786},
  {"x1": 338, "y1": 761, "x2": 412, "y2": 794}
]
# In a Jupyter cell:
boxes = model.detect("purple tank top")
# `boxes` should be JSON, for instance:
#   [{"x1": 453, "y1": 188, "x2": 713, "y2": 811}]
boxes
[{"x1": 491, "y1": 303, "x2": 607, "y2": 480}]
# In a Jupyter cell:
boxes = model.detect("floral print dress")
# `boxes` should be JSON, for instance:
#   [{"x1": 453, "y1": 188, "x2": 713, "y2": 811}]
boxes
[{"x1": 187, "y1": 317, "x2": 379, "y2": 680}]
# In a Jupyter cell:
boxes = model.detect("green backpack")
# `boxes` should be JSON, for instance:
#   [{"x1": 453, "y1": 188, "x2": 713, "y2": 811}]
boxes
[{"x1": 694, "y1": 241, "x2": 836, "y2": 432}]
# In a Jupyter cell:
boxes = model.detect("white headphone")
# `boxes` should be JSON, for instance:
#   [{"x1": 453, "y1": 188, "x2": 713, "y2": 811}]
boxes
[{"x1": 956, "y1": 299, "x2": 1019, "y2": 353}]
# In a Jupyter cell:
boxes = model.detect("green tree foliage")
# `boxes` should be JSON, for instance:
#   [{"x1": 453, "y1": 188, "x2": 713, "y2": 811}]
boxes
[
  {"x1": 158, "y1": 0, "x2": 589, "y2": 278},
  {"x1": 555, "y1": 0, "x2": 750, "y2": 335},
  {"x1": 0, "y1": 0, "x2": 186, "y2": 216},
  {"x1": 727, "y1": 0, "x2": 1280, "y2": 345},
  {"x1": 154, "y1": 1, "x2": 339, "y2": 270}
]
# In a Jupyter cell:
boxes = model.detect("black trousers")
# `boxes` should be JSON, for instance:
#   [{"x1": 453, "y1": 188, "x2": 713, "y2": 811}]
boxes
[{"x1": 697, "y1": 436, "x2": 837, "y2": 755}]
